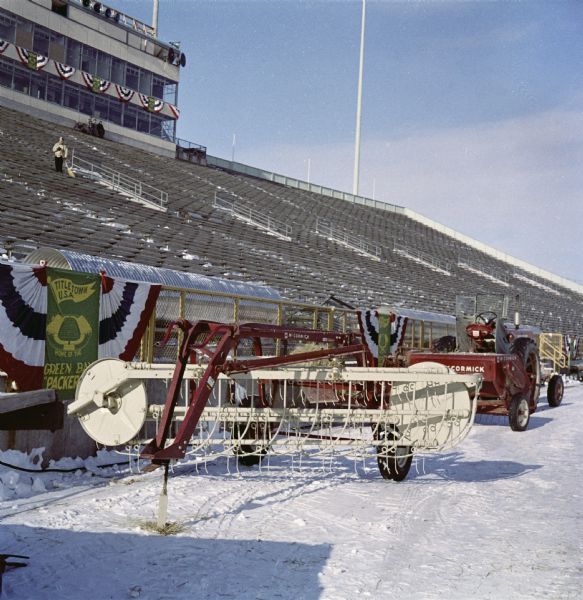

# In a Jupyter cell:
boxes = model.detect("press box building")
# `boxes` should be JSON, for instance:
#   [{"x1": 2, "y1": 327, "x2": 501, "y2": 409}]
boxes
[{"x1": 0, "y1": 0, "x2": 182, "y2": 156}]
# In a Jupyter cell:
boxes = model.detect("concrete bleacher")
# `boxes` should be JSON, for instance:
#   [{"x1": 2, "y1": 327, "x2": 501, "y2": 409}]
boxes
[{"x1": 1, "y1": 103, "x2": 582, "y2": 334}]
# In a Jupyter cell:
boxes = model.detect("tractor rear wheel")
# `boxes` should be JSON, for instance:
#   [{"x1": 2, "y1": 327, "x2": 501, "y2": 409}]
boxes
[
  {"x1": 547, "y1": 374, "x2": 564, "y2": 407},
  {"x1": 376, "y1": 426, "x2": 413, "y2": 481},
  {"x1": 509, "y1": 393, "x2": 530, "y2": 431},
  {"x1": 509, "y1": 338, "x2": 541, "y2": 407}
]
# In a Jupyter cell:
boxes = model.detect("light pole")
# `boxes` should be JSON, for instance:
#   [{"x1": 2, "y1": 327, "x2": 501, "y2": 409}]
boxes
[
  {"x1": 306, "y1": 158, "x2": 311, "y2": 184},
  {"x1": 152, "y1": 0, "x2": 159, "y2": 36},
  {"x1": 352, "y1": 0, "x2": 366, "y2": 197}
]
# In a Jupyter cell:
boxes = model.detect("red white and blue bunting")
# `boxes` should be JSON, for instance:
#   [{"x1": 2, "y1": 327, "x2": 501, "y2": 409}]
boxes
[
  {"x1": 357, "y1": 308, "x2": 408, "y2": 366},
  {"x1": 167, "y1": 103, "x2": 180, "y2": 120},
  {"x1": 139, "y1": 93, "x2": 164, "y2": 113},
  {"x1": 54, "y1": 61, "x2": 76, "y2": 80},
  {"x1": 98, "y1": 274, "x2": 160, "y2": 360},
  {"x1": 565, "y1": 335, "x2": 580, "y2": 361},
  {"x1": 0, "y1": 264, "x2": 47, "y2": 391},
  {"x1": 0, "y1": 263, "x2": 160, "y2": 391},
  {"x1": 1, "y1": 39, "x2": 179, "y2": 120},
  {"x1": 81, "y1": 72, "x2": 111, "y2": 94},
  {"x1": 16, "y1": 46, "x2": 49, "y2": 71},
  {"x1": 114, "y1": 84, "x2": 135, "y2": 103}
]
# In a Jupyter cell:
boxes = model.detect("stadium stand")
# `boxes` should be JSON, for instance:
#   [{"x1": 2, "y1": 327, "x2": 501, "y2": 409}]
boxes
[{"x1": 1, "y1": 103, "x2": 582, "y2": 335}]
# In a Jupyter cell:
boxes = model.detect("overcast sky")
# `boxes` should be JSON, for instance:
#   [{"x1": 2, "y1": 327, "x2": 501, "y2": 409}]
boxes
[{"x1": 109, "y1": 0, "x2": 583, "y2": 284}]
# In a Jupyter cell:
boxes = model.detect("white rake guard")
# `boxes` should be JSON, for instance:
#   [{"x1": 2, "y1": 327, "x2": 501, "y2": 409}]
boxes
[{"x1": 70, "y1": 359, "x2": 482, "y2": 458}]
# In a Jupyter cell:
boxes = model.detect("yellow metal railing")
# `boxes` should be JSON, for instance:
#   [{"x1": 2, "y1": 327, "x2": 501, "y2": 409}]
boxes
[
  {"x1": 538, "y1": 333, "x2": 568, "y2": 373},
  {"x1": 140, "y1": 285, "x2": 358, "y2": 362}
]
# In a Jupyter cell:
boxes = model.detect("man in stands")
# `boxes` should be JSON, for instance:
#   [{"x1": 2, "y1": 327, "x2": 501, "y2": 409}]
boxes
[{"x1": 51, "y1": 137, "x2": 68, "y2": 173}]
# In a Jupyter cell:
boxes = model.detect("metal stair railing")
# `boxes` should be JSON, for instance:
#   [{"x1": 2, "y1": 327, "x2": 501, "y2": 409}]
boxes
[
  {"x1": 316, "y1": 219, "x2": 381, "y2": 261},
  {"x1": 213, "y1": 193, "x2": 292, "y2": 241},
  {"x1": 393, "y1": 242, "x2": 450, "y2": 274},
  {"x1": 69, "y1": 151, "x2": 168, "y2": 211},
  {"x1": 457, "y1": 256, "x2": 508, "y2": 286},
  {"x1": 538, "y1": 333, "x2": 568, "y2": 373}
]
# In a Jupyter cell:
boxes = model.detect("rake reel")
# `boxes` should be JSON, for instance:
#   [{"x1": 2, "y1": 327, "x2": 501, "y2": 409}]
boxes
[{"x1": 69, "y1": 320, "x2": 482, "y2": 524}]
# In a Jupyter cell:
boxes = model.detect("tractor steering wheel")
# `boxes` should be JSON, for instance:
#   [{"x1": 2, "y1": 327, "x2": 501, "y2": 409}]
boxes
[{"x1": 475, "y1": 311, "x2": 498, "y2": 326}]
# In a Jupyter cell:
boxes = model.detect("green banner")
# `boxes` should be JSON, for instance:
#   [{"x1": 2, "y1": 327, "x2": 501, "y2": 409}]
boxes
[
  {"x1": 27, "y1": 51, "x2": 37, "y2": 70},
  {"x1": 43, "y1": 268, "x2": 100, "y2": 399},
  {"x1": 377, "y1": 313, "x2": 392, "y2": 367}
]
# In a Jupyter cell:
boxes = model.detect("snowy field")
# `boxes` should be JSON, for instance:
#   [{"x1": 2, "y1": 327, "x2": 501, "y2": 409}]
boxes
[{"x1": 1, "y1": 381, "x2": 582, "y2": 600}]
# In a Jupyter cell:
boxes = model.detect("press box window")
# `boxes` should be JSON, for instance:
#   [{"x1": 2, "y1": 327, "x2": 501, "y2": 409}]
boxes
[
  {"x1": 47, "y1": 77, "x2": 63, "y2": 104},
  {"x1": 94, "y1": 95, "x2": 109, "y2": 121},
  {"x1": 66, "y1": 39, "x2": 81, "y2": 69},
  {"x1": 152, "y1": 76, "x2": 165, "y2": 100},
  {"x1": 109, "y1": 101, "x2": 122, "y2": 125},
  {"x1": 63, "y1": 84, "x2": 79, "y2": 111},
  {"x1": 0, "y1": 60, "x2": 13, "y2": 88},
  {"x1": 111, "y1": 58, "x2": 125, "y2": 86},
  {"x1": 137, "y1": 109, "x2": 150, "y2": 133},
  {"x1": 81, "y1": 46, "x2": 97, "y2": 74},
  {"x1": 123, "y1": 104, "x2": 138, "y2": 129},
  {"x1": 0, "y1": 13, "x2": 16, "y2": 44},
  {"x1": 49, "y1": 31, "x2": 66, "y2": 63},
  {"x1": 33, "y1": 27, "x2": 50, "y2": 56},
  {"x1": 79, "y1": 90, "x2": 94, "y2": 116},
  {"x1": 29, "y1": 71, "x2": 47, "y2": 100},
  {"x1": 12, "y1": 64, "x2": 30, "y2": 94},
  {"x1": 95, "y1": 51, "x2": 111, "y2": 80},
  {"x1": 125, "y1": 64, "x2": 139, "y2": 90}
]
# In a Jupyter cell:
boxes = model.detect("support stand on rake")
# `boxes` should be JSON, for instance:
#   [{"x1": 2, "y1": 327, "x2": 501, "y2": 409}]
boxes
[{"x1": 157, "y1": 462, "x2": 170, "y2": 529}]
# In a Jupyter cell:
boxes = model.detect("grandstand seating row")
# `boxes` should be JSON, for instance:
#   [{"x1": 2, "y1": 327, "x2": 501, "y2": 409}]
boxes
[{"x1": 1, "y1": 104, "x2": 581, "y2": 334}]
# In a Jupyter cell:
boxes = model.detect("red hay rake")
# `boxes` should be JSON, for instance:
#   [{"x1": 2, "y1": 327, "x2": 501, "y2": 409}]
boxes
[{"x1": 69, "y1": 320, "x2": 481, "y2": 524}]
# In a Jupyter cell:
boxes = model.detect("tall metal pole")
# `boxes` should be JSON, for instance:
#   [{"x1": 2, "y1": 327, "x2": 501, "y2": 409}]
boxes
[
  {"x1": 152, "y1": 0, "x2": 160, "y2": 37},
  {"x1": 352, "y1": 0, "x2": 366, "y2": 197}
]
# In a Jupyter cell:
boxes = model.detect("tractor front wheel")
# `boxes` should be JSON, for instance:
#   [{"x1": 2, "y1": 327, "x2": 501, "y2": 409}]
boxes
[
  {"x1": 547, "y1": 374, "x2": 564, "y2": 408},
  {"x1": 509, "y1": 394, "x2": 530, "y2": 431}
]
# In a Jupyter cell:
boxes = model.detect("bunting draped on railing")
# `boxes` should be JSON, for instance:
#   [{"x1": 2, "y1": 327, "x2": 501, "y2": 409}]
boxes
[
  {"x1": 0, "y1": 39, "x2": 179, "y2": 120},
  {"x1": 114, "y1": 84, "x2": 135, "y2": 103},
  {"x1": 565, "y1": 335, "x2": 580, "y2": 361},
  {"x1": 167, "y1": 103, "x2": 180, "y2": 120},
  {"x1": 0, "y1": 263, "x2": 160, "y2": 392},
  {"x1": 0, "y1": 264, "x2": 47, "y2": 391},
  {"x1": 15, "y1": 46, "x2": 49, "y2": 71},
  {"x1": 357, "y1": 308, "x2": 408, "y2": 366},
  {"x1": 138, "y1": 93, "x2": 164, "y2": 113},
  {"x1": 81, "y1": 72, "x2": 111, "y2": 94},
  {"x1": 99, "y1": 274, "x2": 160, "y2": 360},
  {"x1": 54, "y1": 61, "x2": 75, "y2": 80}
]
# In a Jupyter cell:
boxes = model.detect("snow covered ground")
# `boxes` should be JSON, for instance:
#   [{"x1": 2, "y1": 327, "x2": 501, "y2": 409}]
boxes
[{"x1": 1, "y1": 381, "x2": 582, "y2": 600}]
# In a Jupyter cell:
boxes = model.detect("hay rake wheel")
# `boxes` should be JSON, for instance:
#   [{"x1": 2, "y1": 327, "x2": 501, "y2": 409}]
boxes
[
  {"x1": 69, "y1": 320, "x2": 482, "y2": 523},
  {"x1": 375, "y1": 424, "x2": 413, "y2": 481}
]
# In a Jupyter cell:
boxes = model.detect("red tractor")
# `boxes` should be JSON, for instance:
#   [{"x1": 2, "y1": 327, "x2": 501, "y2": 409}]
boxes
[{"x1": 407, "y1": 294, "x2": 556, "y2": 431}]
